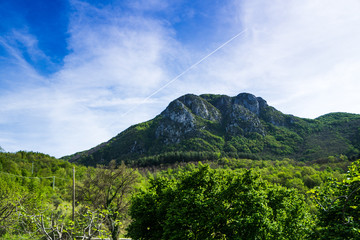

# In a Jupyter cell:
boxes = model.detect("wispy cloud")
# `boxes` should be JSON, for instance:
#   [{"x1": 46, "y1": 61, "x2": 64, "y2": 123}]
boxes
[
  {"x1": 0, "y1": 0, "x2": 180, "y2": 156},
  {"x1": 1, "y1": 0, "x2": 360, "y2": 157},
  {"x1": 173, "y1": 0, "x2": 360, "y2": 117}
]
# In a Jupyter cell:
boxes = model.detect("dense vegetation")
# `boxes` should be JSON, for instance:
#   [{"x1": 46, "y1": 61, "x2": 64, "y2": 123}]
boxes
[
  {"x1": 128, "y1": 164, "x2": 313, "y2": 239},
  {"x1": 1, "y1": 150, "x2": 360, "y2": 239},
  {"x1": 0, "y1": 151, "x2": 140, "y2": 239}
]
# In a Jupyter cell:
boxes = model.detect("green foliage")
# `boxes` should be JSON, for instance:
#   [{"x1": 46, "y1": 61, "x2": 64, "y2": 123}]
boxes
[
  {"x1": 311, "y1": 160, "x2": 360, "y2": 239},
  {"x1": 0, "y1": 175, "x2": 26, "y2": 235},
  {"x1": 0, "y1": 151, "x2": 114, "y2": 239},
  {"x1": 2, "y1": 150, "x2": 359, "y2": 239},
  {"x1": 217, "y1": 157, "x2": 349, "y2": 196},
  {"x1": 0, "y1": 151, "x2": 78, "y2": 238},
  {"x1": 135, "y1": 151, "x2": 221, "y2": 167},
  {"x1": 76, "y1": 160, "x2": 141, "y2": 239},
  {"x1": 127, "y1": 163, "x2": 313, "y2": 239},
  {"x1": 316, "y1": 112, "x2": 360, "y2": 124},
  {"x1": 18, "y1": 202, "x2": 113, "y2": 239}
]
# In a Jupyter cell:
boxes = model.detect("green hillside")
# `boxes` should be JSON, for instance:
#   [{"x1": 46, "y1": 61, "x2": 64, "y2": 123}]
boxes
[{"x1": 63, "y1": 93, "x2": 360, "y2": 166}]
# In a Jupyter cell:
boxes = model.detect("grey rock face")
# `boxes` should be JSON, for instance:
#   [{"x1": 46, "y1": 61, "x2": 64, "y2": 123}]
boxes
[
  {"x1": 256, "y1": 97, "x2": 268, "y2": 109},
  {"x1": 155, "y1": 99, "x2": 197, "y2": 144},
  {"x1": 155, "y1": 122, "x2": 187, "y2": 144},
  {"x1": 162, "y1": 100, "x2": 196, "y2": 127},
  {"x1": 234, "y1": 93, "x2": 262, "y2": 115},
  {"x1": 211, "y1": 95, "x2": 233, "y2": 114},
  {"x1": 155, "y1": 92, "x2": 276, "y2": 144},
  {"x1": 178, "y1": 94, "x2": 222, "y2": 122},
  {"x1": 226, "y1": 104, "x2": 265, "y2": 136}
]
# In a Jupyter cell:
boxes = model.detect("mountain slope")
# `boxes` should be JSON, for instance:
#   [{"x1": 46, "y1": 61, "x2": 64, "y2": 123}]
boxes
[{"x1": 63, "y1": 93, "x2": 360, "y2": 166}]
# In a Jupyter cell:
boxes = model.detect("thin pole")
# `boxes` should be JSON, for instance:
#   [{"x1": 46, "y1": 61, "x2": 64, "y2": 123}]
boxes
[{"x1": 72, "y1": 166, "x2": 75, "y2": 222}]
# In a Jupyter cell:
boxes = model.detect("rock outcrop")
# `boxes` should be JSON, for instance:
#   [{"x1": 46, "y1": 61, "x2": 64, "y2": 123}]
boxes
[{"x1": 155, "y1": 93, "x2": 271, "y2": 144}]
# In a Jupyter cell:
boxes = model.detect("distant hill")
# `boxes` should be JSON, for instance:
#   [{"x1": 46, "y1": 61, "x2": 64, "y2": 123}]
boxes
[{"x1": 63, "y1": 93, "x2": 360, "y2": 166}]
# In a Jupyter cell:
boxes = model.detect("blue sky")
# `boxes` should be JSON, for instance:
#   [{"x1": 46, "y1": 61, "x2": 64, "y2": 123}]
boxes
[{"x1": 1, "y1": 0, "x2": 360, "y2": 157}]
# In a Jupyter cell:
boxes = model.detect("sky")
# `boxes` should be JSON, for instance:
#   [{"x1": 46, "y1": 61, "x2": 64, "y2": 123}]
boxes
[{"x1": 1, "y1": 0, "x2": 360, "y2": 158}]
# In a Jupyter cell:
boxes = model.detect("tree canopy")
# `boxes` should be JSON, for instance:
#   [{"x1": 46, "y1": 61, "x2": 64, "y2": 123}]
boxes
[
  {"x1": 127, "y1": 163, "x2": 313, "y2": 240},
  {"x1": 1, "y1": 150, "x2": 359, "y2": 239},
  {"x1": 311, "y1": 160, "x2": 360, "y2": 239}
]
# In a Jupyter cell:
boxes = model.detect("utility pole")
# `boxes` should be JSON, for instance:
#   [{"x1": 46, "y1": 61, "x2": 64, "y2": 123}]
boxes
[{"x1": 72, "y1": 166, "x2": 75, "y2": 222}]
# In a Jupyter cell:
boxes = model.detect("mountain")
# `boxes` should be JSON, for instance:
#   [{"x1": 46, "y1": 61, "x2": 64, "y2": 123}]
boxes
[{"x1": 63, "y1": 93, "x2": 360, "y2": 166}]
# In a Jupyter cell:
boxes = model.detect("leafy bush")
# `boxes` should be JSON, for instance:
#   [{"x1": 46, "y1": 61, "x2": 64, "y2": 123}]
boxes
[{"x1": 127, "y1": 163, "x2": 313, "y2": 239}]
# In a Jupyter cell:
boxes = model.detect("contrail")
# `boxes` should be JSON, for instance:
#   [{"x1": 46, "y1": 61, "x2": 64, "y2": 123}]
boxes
[{"x1": 119, "y1": 28, "x2": 248, "y2": 118}]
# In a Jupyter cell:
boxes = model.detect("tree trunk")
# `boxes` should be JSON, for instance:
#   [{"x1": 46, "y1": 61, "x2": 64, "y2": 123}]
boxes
[{"x1": 111, "y1": 223, "x2": 120, "y2": 240}]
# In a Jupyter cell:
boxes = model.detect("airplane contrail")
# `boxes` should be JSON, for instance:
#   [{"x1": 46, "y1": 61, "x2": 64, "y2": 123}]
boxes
[{"x1": 119, "y1": 28, "x2": 248, "y2": 119}]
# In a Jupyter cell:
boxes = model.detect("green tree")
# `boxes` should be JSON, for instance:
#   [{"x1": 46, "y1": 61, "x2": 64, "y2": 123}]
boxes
[
  {"x1": 77, "y1": 160, "x2": 140, "y2": 239},
  {"x1": 22, "y1": 204, "x2": 111, "y2": 240},
  {"x1": 0, "y1": 175, "x2": 24, "y2": 236},
  {"x1": 127, "y1": 163, "x2": 313, "y2": 239},
  {"x1": 311, "y1": 160, "x2": 360, "y2": 239}
]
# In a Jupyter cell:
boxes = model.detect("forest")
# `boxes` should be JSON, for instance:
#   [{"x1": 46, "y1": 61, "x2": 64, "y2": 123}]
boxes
[{"x1": 1, "y1": 150, "x2": 360, "y2": 239}]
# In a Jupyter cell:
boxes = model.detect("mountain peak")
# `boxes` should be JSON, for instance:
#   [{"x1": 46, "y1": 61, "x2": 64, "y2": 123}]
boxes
[
  {"x1": 234, "y1": 93, "x2": 268, "y2": 116},
  {"x1": 163, "y1": 94, "x2": 222, "y2": 122},
  {"x1": 64, "y1": 92, "x2": 360, "y2": 166},
  {"x1": 158, "y1": 93, "x2": 273, "y2": 138}
]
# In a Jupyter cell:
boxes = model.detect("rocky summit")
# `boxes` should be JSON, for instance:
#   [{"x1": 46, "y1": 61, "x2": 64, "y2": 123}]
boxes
[{"x1": 64, "y1": 93, "x2": 360, "y2": 166}]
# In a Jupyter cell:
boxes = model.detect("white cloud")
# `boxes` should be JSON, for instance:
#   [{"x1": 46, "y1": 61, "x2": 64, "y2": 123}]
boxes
[
  {"x1": 174, "y1": 0, "x2": 360, "y2": 118},
  {"x1": 0, "y1": 0, "x2": 181, "y2": 157},
  {"x1": 125, "y1": 0, "x2": 170, "y2": 12},
  {"x1": 1, "y1": 0, "x2": 360, "y2": 157}
]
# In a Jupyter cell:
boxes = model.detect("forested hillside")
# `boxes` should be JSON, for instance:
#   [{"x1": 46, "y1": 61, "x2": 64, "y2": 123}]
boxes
[
  {"x1": 1, "y1": 150, "x2": 360, "y2": 239},
  {"x1": 64, "y1": 93, "x2": 360, "y2": 167}
]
